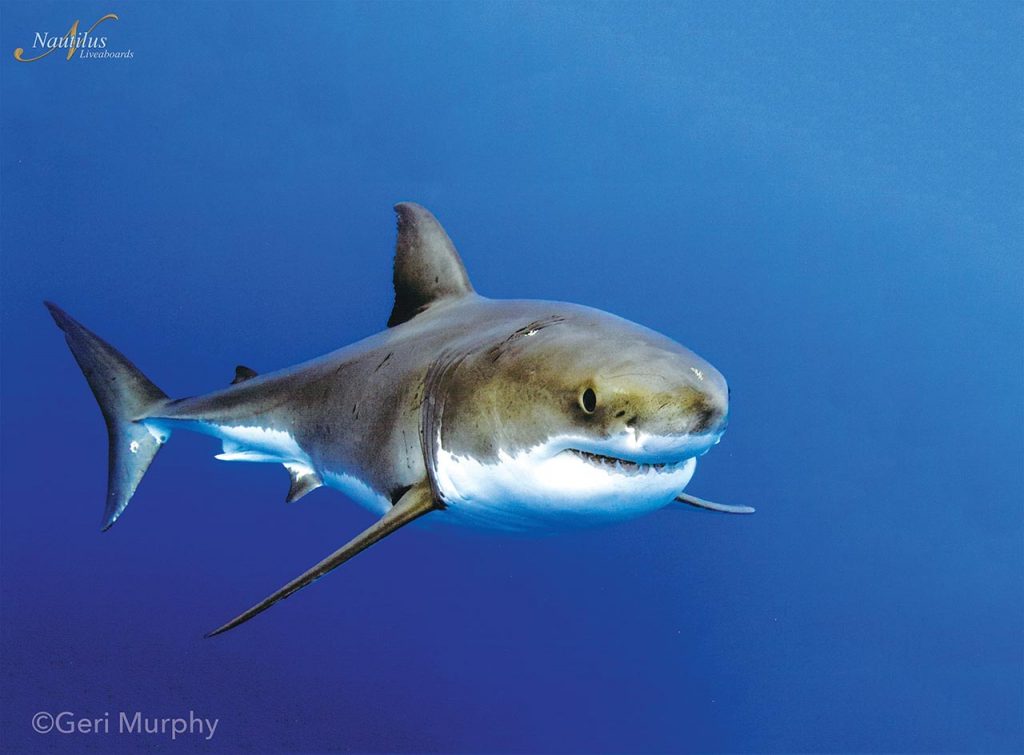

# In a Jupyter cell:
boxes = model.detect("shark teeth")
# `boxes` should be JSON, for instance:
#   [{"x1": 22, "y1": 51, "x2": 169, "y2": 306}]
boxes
[{"x1": 567, "y1": 449, "x2": 681, "y2": 476}]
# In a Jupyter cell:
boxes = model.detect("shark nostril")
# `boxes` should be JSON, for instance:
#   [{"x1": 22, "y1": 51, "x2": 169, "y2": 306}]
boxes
[{"x1": 692, "y1": 404, "x2": 723, "y2": 434}]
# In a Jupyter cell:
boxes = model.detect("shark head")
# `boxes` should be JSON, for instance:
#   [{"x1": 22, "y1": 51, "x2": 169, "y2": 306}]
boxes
[{"x1": 426, "y1": 302, "x2": 729, "y2": 530}]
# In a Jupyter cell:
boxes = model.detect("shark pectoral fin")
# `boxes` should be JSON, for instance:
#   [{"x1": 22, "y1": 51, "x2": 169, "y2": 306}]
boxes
[
  {"x1": 284, "y1": 463, "x2": 322, "y2": 503},
  {"x1": 674, "y1": 492, "x2": 756, "y2": 515},
  {"x1": 205, "y1": 482, "x2": 438, "y2": 638},
  {"x1": 231, "y1": 365, "x2": 259, "y2": 384}
]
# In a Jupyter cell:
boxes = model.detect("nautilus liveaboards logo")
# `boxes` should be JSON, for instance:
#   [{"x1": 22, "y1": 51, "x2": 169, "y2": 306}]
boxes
[{"x1": 12, "y1": 13, "x2": 134, "y2": 62}]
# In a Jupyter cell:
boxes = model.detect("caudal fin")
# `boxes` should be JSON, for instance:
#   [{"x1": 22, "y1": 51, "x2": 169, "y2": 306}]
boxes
[{"x1": 45, "y1": 302, "x2": 169, "y2": 530}]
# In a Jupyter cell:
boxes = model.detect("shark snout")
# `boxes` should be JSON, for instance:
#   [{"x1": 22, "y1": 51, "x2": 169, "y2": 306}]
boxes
[
  {"x1": 677, "y1": 356, "x2": 729, "y2": 435},
  {"x1": 621, "y1": 378, "x2": 728, "y2": 440},
  {"x1": 581, "y1": 385, "x2": 728, "y2": 462},
  {"x1": 586, "y1": 362, "x2": 729, "y2": 454},
  {"x1": 687, "y1": 389, "x2": 729, "y2": 435}
]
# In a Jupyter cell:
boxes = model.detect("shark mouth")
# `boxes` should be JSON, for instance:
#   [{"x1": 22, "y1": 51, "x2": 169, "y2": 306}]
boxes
[{"x1": 565, "y1": 448, "x2": 688, "y2": 475}]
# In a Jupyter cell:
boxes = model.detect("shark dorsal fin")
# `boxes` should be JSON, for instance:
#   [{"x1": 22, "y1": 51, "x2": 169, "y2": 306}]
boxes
[
  {"x1": 387, "y1": 203, "x2": 474, "y2": 327},
  {"x1": 231, "y1": 365, "x2": 258, "y2": 384}
]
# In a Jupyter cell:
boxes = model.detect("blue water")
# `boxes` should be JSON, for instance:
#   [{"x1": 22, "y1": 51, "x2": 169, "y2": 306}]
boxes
[{"x1": 2, "y1": 2, "x2": 1021, "y2": 752}]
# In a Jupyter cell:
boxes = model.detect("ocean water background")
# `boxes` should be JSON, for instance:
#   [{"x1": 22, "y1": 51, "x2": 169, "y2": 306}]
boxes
[{"x1": 1, "y1": 2, "x2": 1021, "y2": 752}]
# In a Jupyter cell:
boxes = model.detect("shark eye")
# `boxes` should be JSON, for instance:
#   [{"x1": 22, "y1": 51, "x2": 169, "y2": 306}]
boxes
[{"x1": 580, "y1": 387, "x2": 597, "y2": 414}]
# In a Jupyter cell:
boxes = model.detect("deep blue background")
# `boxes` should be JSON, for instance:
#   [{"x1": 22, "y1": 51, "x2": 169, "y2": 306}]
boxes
[{"x1": 2, "y1": 2, "x2": 1021, "y2": 752}]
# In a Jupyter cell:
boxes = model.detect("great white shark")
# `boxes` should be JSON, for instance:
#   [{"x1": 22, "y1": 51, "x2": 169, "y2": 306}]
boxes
[{"x1": 46, "y1": 202, "x2": 753, "y2": 637}]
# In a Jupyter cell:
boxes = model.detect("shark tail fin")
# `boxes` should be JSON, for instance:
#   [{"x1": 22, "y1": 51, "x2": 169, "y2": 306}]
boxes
[{"x1": 45, "y1": 302, "x2": 170, "y2": 531}]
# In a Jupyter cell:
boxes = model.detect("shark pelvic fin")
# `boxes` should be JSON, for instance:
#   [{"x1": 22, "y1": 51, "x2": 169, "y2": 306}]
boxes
[
  {"x1": 284, "y1": 463, "x2": 322, "y2": 503},
  {"x1": 674, "y1": 492, "x2": 755, "y2": 515},
  {"x1": 231, "y1": 365, "x2": 258, "y2": 384},
  {"x1": 387, "y1": 203, "x2": 474, "y2": 327},
  {"x1": 205, "y1": 481, "x2": 439, "y2": 637}
]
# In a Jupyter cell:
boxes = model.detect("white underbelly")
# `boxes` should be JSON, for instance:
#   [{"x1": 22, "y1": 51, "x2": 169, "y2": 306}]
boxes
[
  {"x1": 434, "y1": 446, "x2": 697, "y2": 532},
  {"x1": 322, "y1": 470, "x2": 392, "y2": 516},
  {"x1": 148, "y1": 419, "x2": 695, "y2": 531}
]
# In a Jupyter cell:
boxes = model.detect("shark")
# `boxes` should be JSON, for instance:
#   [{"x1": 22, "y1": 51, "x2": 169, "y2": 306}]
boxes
[{"x1": 46, "y1": 202, "x2": 753, "y2": 637}]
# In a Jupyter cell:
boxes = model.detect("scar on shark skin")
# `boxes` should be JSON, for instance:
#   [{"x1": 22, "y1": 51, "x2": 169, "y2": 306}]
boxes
[{"x1": 45, "y1": 202, "x2": 753, "y2": 638}]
